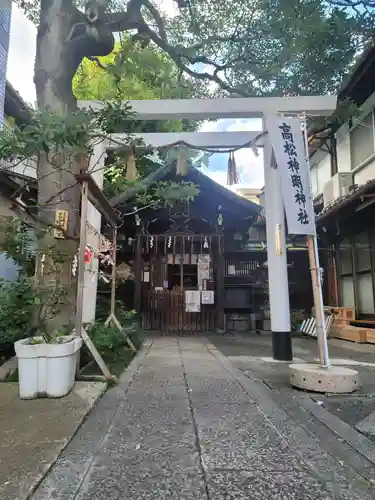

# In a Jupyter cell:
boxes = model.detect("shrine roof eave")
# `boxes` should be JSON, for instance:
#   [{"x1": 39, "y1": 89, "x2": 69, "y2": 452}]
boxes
[{"x1": 110, "y1": 162, "x2": 263, "y2": 221}]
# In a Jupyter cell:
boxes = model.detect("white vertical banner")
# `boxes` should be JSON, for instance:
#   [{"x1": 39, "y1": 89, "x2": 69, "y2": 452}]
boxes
[{"x1": 266, "y1": 115, "x2": 316, "y2": 236}]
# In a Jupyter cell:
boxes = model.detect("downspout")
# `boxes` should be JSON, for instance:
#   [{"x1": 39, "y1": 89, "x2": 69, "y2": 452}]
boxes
[{"x1": 330, "y1": 136, "x2": 338, "y2": 176}]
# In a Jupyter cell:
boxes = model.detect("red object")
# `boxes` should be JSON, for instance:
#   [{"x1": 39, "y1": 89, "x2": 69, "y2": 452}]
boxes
[{"x1": 84, "y1": 247, "x2": 92, "y2": 264}]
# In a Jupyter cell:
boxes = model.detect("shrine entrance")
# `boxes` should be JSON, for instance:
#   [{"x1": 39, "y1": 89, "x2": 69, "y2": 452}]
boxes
[{"x1": 139, "y1": 233, "x2": 221, "y2": 334}]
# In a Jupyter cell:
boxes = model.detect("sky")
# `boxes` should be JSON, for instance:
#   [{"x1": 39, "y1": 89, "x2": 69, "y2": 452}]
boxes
[{"x1": 6, "y1": 4, "x2": 264, "y2": 190}]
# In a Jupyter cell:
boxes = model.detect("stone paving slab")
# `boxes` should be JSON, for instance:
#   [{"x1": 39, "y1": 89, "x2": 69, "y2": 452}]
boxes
[
  {"x1": 206, "y1": 470, "x2": 330, "y2": 500},
  {"x1": 32, "y1": 337, "x2": 375, "y2": 500},
  {"x1": 0, "y1": 381, "x2": 106, "y2": 500}
]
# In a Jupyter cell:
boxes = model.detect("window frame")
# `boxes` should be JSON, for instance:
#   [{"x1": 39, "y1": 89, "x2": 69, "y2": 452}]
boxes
[{"x1": 349, "y1": 110, "x2": 375, "y2": 171}]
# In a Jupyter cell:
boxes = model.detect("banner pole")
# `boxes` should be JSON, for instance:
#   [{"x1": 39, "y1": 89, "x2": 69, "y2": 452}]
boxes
[{"x1": 301, "y1": 114, "x2": 330, "y2": 369}]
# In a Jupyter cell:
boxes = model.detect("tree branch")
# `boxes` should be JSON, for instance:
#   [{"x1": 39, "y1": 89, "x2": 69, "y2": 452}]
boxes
[
  {"x1": 133, "y1": 19, "x2": 250, "y2": 96},
  {"x1": 107, "y1": 0, "x2": 145, "y2": 32},
  {"x1": 326, "y1": 0, "x2": 375, "y2": 5},
  {"x1": 142, "y1": 0, "x2": 167, "y2": 39}
]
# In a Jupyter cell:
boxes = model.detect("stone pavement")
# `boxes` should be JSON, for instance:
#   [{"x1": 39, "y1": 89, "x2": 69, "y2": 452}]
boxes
[
  {"x1": 0, "y1": 382, "x2": 106, "y2": 500},
  {"x1": 33, "y1": 338, "x2": 375, "y2": 499},
  {"x1": 210, "y1": 333, "x2": 375, "y2": 438}
]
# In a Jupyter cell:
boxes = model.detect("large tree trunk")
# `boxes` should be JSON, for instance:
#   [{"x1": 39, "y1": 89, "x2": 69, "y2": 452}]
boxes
[{"x1": 34, "y1": 0, "x2": 115, "y2": 332}]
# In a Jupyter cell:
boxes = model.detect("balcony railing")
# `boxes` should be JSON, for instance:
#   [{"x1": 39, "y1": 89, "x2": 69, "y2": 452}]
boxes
[
  {"x1": 0, "y1": 156, "x2": 37, "y2": 179},
  {"x1": 0, "y1": 123, "x2": 37, "y2": 179}
]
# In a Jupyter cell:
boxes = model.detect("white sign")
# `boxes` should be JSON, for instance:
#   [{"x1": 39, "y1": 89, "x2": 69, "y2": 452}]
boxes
[
  {"x1": 228, "y1": 265, "x2": 236, "y2": 275},
  {"x1": 185, "y1": 290, "x2": 201, "y2": 312},
  {"x1": 266, "y1": 116, "x2": 315, "y2": 236},
  {"x1": 201, "y1": 290, "x2": 214, "y2": 304}
]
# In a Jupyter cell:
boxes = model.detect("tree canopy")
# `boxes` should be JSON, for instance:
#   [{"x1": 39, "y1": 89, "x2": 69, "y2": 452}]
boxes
[
  {"x1": 22, "y1": 0, "x2": 375, "y2": 102},
  {"x1": 73, "y1": 35, "x2": 205, "y2": 133},
  {"x1": 72, "y1": 36, "x2": 208, "y2": 195},
  {"x1": 158, "y1": 0, "x2": 374, "y2": 96}
]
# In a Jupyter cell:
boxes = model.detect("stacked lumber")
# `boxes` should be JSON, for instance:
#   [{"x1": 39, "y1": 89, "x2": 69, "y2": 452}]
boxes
[{"x1": 330, "y1": 307, "x2": 367, "y2": 343}]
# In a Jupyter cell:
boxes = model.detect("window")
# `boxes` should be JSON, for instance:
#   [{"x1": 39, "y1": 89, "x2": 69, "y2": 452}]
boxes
[
  {"x1": 350, "y1": 112, "x2": 375, "y2": 170},
  {"x1": 338, "y1": 239, "x2": 352, "y2": 275},
  {"x1": 338, "y1": 239, "x2": 355, "y2": 308},
  {"x1": 355, "y1": 232, "x2": 374, "y2": 314},
  {"x1": 340, "y1": 276, "x2": 355, "y2": 308},
  {"x1": 355, "y1": 232, "x2": 372, "y2": 272}
]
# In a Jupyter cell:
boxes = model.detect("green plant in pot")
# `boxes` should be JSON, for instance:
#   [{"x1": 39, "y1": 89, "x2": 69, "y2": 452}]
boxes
[{"x1": 14, "y1": 241, "x2": 82, "y2": 399}]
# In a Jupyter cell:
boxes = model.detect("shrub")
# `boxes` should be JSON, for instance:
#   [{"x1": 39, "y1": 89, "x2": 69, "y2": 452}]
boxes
[
  {"x1": 0, "y1": 277, "x2": 37, "y2": 349},
  {"x1": 87, "y1": 321, "x2": 127, "y2": 361}
]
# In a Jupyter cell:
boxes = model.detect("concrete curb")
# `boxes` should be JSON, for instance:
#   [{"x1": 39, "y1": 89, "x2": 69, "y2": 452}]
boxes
[
  {"x1": 298, "y1": 394, "x2": 375, "y2": 462},
  {"x1": 355, "y1": 410, "x2": 375, "y2": 438},
  {"x1": 30, "y1": 341, "x2": 152, "y2": 500},
  {"x1": 0, "y1": 356, "x2": 17, "y2": 380},
  {"x1": 206, "y1": 344, "x2": 375, "y2": 499}
]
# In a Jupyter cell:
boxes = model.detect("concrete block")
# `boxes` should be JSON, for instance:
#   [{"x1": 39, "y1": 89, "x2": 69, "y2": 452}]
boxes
[{"x1": 289, "y1": 363, "x2": 360, "y2": 393}]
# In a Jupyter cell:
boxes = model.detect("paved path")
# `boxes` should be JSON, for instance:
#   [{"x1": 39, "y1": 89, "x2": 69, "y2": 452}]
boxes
[{"x1": 33, "y1": 338, "x2": 375, "y2": 499}]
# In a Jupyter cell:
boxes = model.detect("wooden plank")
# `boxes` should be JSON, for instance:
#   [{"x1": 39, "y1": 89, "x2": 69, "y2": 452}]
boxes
[
  {"x1": 215, "y1": 254, "x2": 225, "y2": 332},
  {"x1": 81, "y1": 327, "x2": 113, "y2": 379},
  {"x1": 111, "y1": 314, "x2": 137, "y2": 353},
  {"x1": 75, "y1": 180, "x2": 89, "y2": 341},
  {"x1": 350, "y1": 319, "x2": 375, "y2": 326},
  {"x1": 75, "y1": 173, "x2": 122, "y2": 225}
]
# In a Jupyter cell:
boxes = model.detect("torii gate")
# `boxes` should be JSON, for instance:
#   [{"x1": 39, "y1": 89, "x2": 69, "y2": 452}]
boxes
[{"x1": 79, "y1": 95, "x2": 337, "y2": 362}]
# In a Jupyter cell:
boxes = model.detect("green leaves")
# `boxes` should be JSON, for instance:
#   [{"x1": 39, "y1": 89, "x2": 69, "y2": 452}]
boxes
[
  {"x1": 0, "y1": 277, "x2": 37, "y2": 347},
  {"x1": 152, "y1": 180, "x2": 199, "y2": 207},
  {"x1": 92, "y1": 100, "x2": 135, "y2": 134},
  {"x1": 167, "y1": 0, "x2": 374, "y2": 96}
]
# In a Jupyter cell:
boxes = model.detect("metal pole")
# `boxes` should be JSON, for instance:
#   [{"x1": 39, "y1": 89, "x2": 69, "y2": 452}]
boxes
[
  {"x1": 301, "y1": 114, "x2": 330, "y2": 368},
  {"x1": 263, "y1": 117, "x2": 293, "y2": 361}
]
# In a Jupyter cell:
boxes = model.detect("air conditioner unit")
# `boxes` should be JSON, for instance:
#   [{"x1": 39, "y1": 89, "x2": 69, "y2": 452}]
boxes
[{"x1": 323, "y1": 173, "x2": 353, "y2": 206}]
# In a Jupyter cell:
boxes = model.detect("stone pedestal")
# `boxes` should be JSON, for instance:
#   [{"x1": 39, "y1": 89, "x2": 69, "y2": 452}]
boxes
[{"x1": 289, "y1": 363, "x2": 360, "y2": 393}]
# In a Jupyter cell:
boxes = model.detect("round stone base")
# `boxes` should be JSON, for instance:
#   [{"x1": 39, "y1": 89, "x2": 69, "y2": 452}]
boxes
[{"x1": 289, "y1": 363, "x2": 360, "y2": 393}]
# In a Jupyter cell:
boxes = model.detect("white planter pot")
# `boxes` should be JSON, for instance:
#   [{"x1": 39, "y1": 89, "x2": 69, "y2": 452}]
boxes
[{"x1": 14, "y1": 335, "x2": 82, "y2": 399}]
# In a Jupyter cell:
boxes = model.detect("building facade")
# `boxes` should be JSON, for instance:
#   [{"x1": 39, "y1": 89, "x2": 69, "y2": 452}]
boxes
[
  {"x1": 235, "y1": 187, "x2": 262, "y2": 204},
  {"x1": 310, "y1": 44, "x2": 375, "y2": 322},
  {"x1": 0, "y1": 0, "x2": 11, "y2": 125}
]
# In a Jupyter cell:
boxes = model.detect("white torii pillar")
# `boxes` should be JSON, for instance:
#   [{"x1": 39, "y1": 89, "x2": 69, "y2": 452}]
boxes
[{"x1": 263, "y1": 121, "x2": 292, "y2": 360}]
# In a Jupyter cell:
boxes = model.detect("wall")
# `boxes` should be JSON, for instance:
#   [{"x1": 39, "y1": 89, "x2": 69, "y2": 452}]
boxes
[
  {"x1": 310, "y1": 148, "x2": 331, "y2": 198},
  {"x1": 0, "y1": 191, "x2": 35, "y2": 280},
  {"x1": 310, "y1": 89, "x2": 375, "y2": 198},
  {"x1": 0, "y1": 0, "x2": 11, "y2": 125},
  {"x1": 1, "y1": 113, "x2": 37, "y2": 178}
]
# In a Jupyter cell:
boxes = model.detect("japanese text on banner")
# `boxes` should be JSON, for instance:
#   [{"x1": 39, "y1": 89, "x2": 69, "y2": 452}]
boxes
[{"x1": 266, "y1": 116, "x2": 315, "y2": 236}]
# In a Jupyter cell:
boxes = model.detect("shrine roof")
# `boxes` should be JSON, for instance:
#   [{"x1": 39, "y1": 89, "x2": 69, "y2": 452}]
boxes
[{"x1": 110, "y1": 162, "x2": 263, "y2": 221}]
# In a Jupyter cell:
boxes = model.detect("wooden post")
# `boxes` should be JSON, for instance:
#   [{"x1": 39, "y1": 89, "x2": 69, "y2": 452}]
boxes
[
  {"x1": 134, "y1": 233, "x2": 143, "y2": 312},
  {"x1": 215, "y1": 237, "x2": 225, "y2": 333},
  {"x1": 75, "y1": 180, "x2": 89, "y2": 338},
  {"x1": 110, "y1": 226, "x2": 117, "y2": 316},
  {"x1": 75, "y1": 179, "x2": 114, "y2": 379}
]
